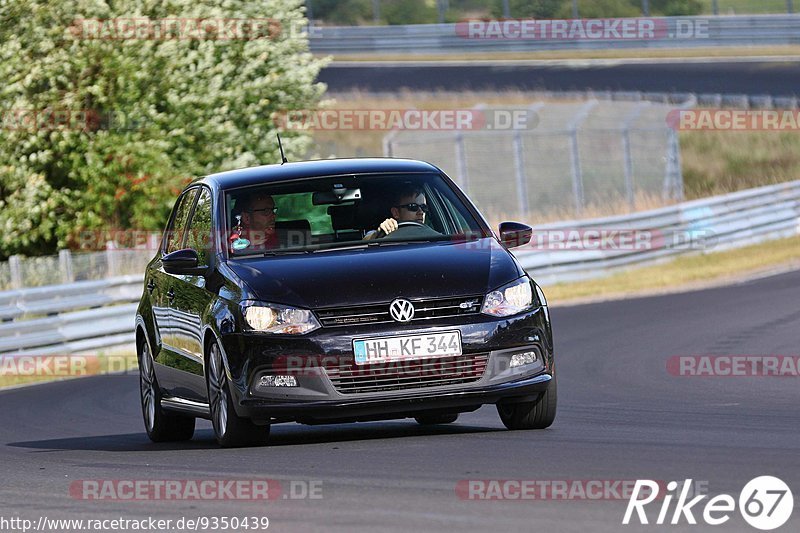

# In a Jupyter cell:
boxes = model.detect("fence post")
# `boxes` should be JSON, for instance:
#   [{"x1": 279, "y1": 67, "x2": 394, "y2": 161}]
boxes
[
  {"x1": 788, "y1": 0, "x2": 794, "y2": 14},
  {"x1": 567, "y1": 100, "x2": 598, "y2": 216},
  {"x1": 642, "y1": 0, "x2": 650, "y2": 16},
  {"x1": 512, "y1": 131, "x2": 528, "y2": 217},
  {"x1": 665, "y1": 128, "x2": 684, "y2": 201},
  {"x1": 59, "y1": 249, "x2": 74, "y2": 284},
  {"x1": 502, "y1": 0, "x2": 511, "y2": 18},
  {"x1": 572, "y1": 0, "x2": 579, "y2": 18},
  {"x1": 455, "y1": 133, "x2": 469, "y2": 193},
  {"x1": 712, "y1": 0, "x2": 719, "y2": 15},
  {"x1": 9, "y1": 255, "x2": 22, "y2": 289},
  {"x1": 106, "y1": 241, "x2": 119, "y2": 277},
  {"x1": 622, "y1": 129, "x2": 635, "y2": 209},
  {"x1": 621, "y1": 102, "x2": 649, "y2": 210},
  {"x1": 372, "y1": 0, "x2": 380, "y2": 24}
]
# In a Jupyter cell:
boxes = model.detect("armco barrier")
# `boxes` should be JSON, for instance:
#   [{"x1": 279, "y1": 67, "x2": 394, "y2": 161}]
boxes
[
  {"x1": 514, "y1": 180, "x2": 800, "y2": 285},
  {"x1": 309, "y1": 15, "x2": 800, "y2": 54},
  {"x1": 0, "y1": 276, "x2": 142, "y2": 355},
  {"x1": 0, "y1": 181, "x2": 798, "y2": 354}
]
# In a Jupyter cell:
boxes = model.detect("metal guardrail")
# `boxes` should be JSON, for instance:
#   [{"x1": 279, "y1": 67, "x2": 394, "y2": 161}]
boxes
[
  {"x1": 1, "y1": 180, "x2": 798, "y2": 353},
  {"x1": 0, "y1": 276, "x2": 142, "y2": 355},
  {"x1": 514, "y1": 180, "x2": 800, "y2": 285},
  {"x1": 309, "y1": 15, "x2": 800, "y2": 54}
]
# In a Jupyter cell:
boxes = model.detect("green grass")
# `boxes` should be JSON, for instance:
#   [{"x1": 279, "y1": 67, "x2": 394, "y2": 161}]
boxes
[{"x1": 698, "y1": 0, "x2": 792, "y2": 14}]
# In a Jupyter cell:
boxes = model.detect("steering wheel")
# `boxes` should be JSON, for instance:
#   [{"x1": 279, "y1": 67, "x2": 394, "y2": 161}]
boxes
[{"x1": 376, "y1": 220, "x2": 439, "y2": 240}]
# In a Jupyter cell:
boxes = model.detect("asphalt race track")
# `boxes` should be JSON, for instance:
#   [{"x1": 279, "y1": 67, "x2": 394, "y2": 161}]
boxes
[
  {"x1": 2, "y1": 269, "x2": 799, "y2": 532},
  {"x1": 320, "y1": 59, "x2": 800, "y2": 97}
]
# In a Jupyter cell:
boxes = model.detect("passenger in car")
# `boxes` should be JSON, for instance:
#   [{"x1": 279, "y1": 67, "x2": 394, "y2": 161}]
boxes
[
  {"x1": 363, "y1": 186, "x2": 428, "y2": 240},
  {"x1": 229, "y1": 193, "x2": 279, "y2": 252}
]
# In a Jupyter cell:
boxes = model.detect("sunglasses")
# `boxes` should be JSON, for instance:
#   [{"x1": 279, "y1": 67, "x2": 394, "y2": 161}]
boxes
[{"x1": 395, "y1": 203, "x2": 429, "y2": 213}]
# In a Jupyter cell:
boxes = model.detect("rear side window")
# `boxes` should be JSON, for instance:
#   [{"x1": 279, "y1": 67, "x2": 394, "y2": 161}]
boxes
[
  {"x1": 165, "y1": 188, "x2": 198, "y2": 253},
  {"x1": 185, "y1": 188, "x2": 214, "y2": 265}
]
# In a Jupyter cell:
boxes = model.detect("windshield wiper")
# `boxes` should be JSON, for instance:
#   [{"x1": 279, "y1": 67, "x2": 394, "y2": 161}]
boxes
[{"x1": 261, "y1": 249, "x2": 311, "y2": 256}]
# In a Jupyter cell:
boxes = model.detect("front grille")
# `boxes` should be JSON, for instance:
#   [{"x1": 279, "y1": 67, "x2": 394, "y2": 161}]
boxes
[
  {"x1": 316, "y1": 296, "x2": 482, "y2": 327},
  {"x1": 326, "y1": 353, "x2": 488, "y2": 394}
]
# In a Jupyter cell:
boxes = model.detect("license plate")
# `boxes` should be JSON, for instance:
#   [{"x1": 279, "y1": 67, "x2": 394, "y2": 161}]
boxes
[{"x1": 353, "y1": 331, "x2": 462, "y2": 365}]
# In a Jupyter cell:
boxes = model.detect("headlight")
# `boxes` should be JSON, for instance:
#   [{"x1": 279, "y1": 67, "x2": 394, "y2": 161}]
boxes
[
  {"x1": 481, "y1": 277, "x2": 535, "y2": 317},
  {"x1": 241, "y1": 301, "x2": 321, "y2": 334}
]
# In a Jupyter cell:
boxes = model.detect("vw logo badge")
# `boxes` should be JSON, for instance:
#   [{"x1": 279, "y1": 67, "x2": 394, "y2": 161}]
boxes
[{"x1": 389, "y1": 299, "x2": 415, "y2": 322}]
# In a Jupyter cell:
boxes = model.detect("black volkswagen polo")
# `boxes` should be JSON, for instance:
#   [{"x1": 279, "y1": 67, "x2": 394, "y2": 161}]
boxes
[{"x1": 135, "y1": 158, "x2": 556, "y2": 447}]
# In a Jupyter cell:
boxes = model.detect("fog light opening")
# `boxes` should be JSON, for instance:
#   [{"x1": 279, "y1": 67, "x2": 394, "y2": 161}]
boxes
[
  {"x1": 259, "y1": 375, "x2": 298, "y2": 387},
  {"x1": 509, "y1": 351, "x2": 538, "y2": 368}
]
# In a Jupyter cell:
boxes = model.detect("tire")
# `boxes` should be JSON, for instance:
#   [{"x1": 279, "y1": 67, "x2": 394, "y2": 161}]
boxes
[
  {"x1": 138, "y1": 340, "x2": 195, "y2": 442},
  {"x1": 414, "y1": 413, "x2": 459, "y2": 425},
  {"x1": 207, "y1": 341, "x2": 270, "y2": 448},
  {"x1": 496, "y1": 372, "x2": 557, "y2": 430}
]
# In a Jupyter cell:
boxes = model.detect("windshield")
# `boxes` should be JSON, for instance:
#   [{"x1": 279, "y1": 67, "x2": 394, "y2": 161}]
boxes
[{"x1": 224, "y1": 172, "x2": 487, "y2": 257}]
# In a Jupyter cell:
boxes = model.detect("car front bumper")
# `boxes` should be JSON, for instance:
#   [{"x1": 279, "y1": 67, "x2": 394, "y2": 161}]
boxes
[{"x1": 219, "y1": 306, "x2": 554, "y2": 424}]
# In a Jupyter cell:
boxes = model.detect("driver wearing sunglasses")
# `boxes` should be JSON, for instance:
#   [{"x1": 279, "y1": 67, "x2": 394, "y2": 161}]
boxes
[{"x1": 364, "y1": 187, "x2": 428, "y2": 240}]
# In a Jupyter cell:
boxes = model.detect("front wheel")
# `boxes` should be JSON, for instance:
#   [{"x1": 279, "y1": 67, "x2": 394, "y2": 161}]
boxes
[
  {"x1": 138, "y1": 341, "x2": 195, "y2": 442},
  {"x1": 497, "y1": 372, "x2": 557, "y2": 430},
  {"x1": 207, "y1": 342, "x2": 270, "y2": 448}
]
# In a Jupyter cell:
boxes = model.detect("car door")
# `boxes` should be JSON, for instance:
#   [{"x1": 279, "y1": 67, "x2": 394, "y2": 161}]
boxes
[
  {"x1": 153, "y1": 187, "x2": 199, "y2": 388},
  {"x1": 163, "y1": 186, "x2": 215, "y2": 401}
]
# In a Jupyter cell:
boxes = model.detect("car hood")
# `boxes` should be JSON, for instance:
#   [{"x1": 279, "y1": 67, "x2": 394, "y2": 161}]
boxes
[{"x1": 226, "y1": 238, "x2": 524, "y2": 309}]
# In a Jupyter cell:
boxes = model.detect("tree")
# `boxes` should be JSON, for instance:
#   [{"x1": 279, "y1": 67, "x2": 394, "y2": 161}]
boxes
[{"x1": 0, "y1": 0, "x2": 326, "y2": 258}]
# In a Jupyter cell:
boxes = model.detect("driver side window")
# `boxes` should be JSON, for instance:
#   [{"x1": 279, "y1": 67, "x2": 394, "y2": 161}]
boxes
[
  {"x1": 165, "y1": 188, "x2": 198, "y2": 254},
  {"x1": 185, "y1": 188, "x2": 214, "y2": 266}
]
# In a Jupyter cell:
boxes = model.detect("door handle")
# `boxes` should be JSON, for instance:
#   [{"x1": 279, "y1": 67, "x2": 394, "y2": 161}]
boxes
[
  {"x1": 167, "y1": 289, "x2": 175, "y2": 302},
  {"x1": 146, "y1": 279, "x2": 155, "y2": 294}
]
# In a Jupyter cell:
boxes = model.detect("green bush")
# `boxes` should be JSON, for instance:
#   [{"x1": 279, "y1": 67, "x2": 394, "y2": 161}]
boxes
[{"x1": 0, "y1": 0, "x2": 326, "y2": 259}]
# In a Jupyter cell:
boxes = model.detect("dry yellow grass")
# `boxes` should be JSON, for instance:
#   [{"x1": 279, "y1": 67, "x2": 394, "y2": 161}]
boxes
[
  {"x1": 544, "y1": 234, "x2": 800, "y2": 304},
  {"x1": 326, "y1": 45, "x2": 800, "y2": 62}
]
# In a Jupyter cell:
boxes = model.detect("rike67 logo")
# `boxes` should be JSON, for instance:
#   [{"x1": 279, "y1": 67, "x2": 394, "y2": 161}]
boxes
[{"x1": 623, "y1": 477, "x2": 793, "y2": 530}]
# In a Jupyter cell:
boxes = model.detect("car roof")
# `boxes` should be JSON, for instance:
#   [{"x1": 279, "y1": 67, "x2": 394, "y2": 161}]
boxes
[{"x1": 197, "y1": 158, "x2": 441, "y2": 191}]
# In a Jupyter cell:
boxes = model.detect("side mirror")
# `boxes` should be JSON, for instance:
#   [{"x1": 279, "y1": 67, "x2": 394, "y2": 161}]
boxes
[
  {"x1": 498, "y1": 221, "x2": 533, "y2": 249},
  {"x1": 162, "y1": 248, "x2": 205, "y2": 275}
]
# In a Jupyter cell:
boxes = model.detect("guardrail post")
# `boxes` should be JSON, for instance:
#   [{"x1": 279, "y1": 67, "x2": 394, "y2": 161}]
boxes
[
  {"x1": 712, "y1": 0, "x2": 719, "y2": 15},
  {"x1": 642, "y1": 0, "x2": 650, "y2": 16},
  {"x1": 59, "y1": 249, "x2": 74, "y2": 283},
  {"x1": 9, "y1": 255, "x2": 22, "y2": 289},
  {"x1": 572, "y1": 0, "x2": 579, "y2": 18},
  {"x1": 788, "y1": 0, "x2": 794, "y2": 14}
]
